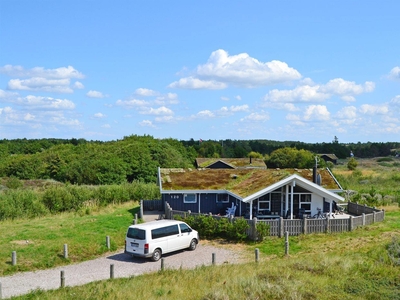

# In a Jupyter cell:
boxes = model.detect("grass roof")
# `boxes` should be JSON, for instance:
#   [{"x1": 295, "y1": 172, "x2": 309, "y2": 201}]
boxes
[{"x1": 160, "y1": 168, "x2": 341, "y2": 198}]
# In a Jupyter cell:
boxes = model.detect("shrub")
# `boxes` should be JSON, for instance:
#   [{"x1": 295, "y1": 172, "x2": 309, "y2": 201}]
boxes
[
  {"x1": 347, "y1": 158, "x2": 358, "y2": 170},
  {"x1": 256, "y1": 221, "x2": 270, "y2": 241},
  {"x1": 387, "y1": 237, "x2": 400, "y2": 266}
]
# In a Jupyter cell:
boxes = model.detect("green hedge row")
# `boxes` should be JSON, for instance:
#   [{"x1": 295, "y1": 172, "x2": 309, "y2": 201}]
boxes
[{"x1": 0, "y1": 181, "x2": 160, "y2": 221}]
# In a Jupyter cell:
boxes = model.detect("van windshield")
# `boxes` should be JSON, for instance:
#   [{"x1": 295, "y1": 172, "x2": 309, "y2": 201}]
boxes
[{"x1": 127, "y1": 228, "x2": 145, "y2": 240}]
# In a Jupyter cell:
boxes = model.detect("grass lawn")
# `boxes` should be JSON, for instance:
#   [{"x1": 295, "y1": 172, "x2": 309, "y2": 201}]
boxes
[{"x1": 0, "y1": 201, "x2": 140, "y2": 276}]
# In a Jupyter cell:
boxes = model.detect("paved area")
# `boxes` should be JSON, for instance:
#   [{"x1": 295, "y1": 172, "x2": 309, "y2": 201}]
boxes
[{"x1": 142, "y1": 211, "x2": 164, "y2": 222}]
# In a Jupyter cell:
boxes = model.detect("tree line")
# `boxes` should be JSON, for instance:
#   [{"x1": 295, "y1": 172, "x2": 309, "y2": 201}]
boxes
[{"x1": 1, "y1": 135, "x2": 399, "y2": 185}]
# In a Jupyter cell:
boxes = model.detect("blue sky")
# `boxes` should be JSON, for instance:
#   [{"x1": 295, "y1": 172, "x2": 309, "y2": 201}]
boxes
[{"x1": 1, "y1": 1, "x2": 399, "y2": 143}]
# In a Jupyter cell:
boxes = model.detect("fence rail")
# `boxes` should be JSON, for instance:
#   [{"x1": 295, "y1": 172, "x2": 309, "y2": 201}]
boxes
[{"x1": 160, "y1": 201, "x2": 384, "y2": 240}]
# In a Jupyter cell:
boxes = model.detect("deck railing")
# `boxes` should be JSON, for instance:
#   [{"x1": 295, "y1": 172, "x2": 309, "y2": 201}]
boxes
[{"x1": 160, "y1": 201, "x2": 385, "y2": 240}]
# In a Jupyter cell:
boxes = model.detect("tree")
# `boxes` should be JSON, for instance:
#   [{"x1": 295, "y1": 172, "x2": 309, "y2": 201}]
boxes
[{"x1": 347, "y1": 157, "x2": 358, "y2": 170}]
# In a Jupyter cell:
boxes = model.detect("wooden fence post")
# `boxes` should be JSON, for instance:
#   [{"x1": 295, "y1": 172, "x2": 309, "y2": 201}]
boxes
[
  {"x1": 303, "y1": 216, "x2": 307, "y2": 234},
  {"x1": 362, "y1": 213, "x2": 365, "y2": 226},
  {"x1": 325, "y1": 218, "x2": 330, "y2": 233},
  {"x1": 110, "y1": 264, "x2": 114, "y2": 279},
  {"x1": 12, "y1": 251, "x2": 17, "y2": 266},
  {"x1": 349, "y1": 216, "x2": 353, "y2": 231},
  {"x1": 160, "y1": 258, "x2": 165, "y2": 271},
  {"x1": 252, "y1": 217, "x2": 257, "y2": 241},
  {"x1": 60, "y1": 270, "x2": 65, "y2": 288},
  {"x1": 284, "y1": 231, "x2": 289, "y2": 256},
  {"x1": 64, "y1": 244, "x2": 68, "y2": 259},
  {"x1": 279, "y1": 217, "x2": 284, "y2": 238},
  {"x1": 255, "y1": 248, "x2": 259, "y2": 263},
  {"x1": 106, "y1": 236, "x2": 110, "y2": 249},
  {"x1": 212, "y1": 253, "x2": 216, "y2": 265},
  {"x1": 373, "y1": 211, "x2": 376, "y2": 223}
]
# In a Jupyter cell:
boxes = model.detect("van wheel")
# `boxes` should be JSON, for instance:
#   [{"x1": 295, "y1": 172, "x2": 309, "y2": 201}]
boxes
[
  {"x1": 151, "y1": 249, "x2": 162, "y2": 262},
  {"x1": 189, "y1": 239, "x2": 197, "y2": 251}
]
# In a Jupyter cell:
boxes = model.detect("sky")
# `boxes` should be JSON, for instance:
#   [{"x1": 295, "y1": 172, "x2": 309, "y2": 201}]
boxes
[{"x1": 0, "y1": 1, "x2": 399, "y2": 143}]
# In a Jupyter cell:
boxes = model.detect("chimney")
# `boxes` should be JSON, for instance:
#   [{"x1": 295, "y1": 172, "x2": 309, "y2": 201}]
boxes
[{"x1": 313, "y1": 166, "x2": 317, "y2": 184}]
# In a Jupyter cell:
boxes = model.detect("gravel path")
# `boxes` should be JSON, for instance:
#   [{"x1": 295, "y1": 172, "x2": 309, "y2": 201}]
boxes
[{"x1": 0, "y1": 244, "x2": 244, "y2": 299}]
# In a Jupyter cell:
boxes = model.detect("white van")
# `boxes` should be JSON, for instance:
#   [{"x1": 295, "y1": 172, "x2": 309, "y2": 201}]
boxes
[{"x1": 125, "y1": 220, "x2": 199, "y2": 261}]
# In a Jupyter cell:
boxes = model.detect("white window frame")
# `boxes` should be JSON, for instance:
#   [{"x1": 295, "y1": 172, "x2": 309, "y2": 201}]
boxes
[{"x1": 184, "y1": 193, "x2": 197, "y2": 203}]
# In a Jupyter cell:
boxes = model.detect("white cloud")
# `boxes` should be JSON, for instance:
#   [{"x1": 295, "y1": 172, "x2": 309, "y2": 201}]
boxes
[
  {"x1": 94, "y1": 113, "x2": 106, "y2": 118},
  {"x1": 196, "y1": 110, "x2": 215, "y2": 118},
  {"x1": 86, "y1": 90, "x2": 106, "y2": 98},
  {"x1": 168, "y1": 76, "x2": 227, "y2": 90},
  {"x1": 359, "y1": 104, "x2": 389, "y2": 115},
  {"x1": 388, "y1": 66, "x2": 400, "y2": 81},
  {"x1": 336, "y1": 106, "x2": 357, "y2": 119},
  {"x1": 169, "y1": 49, "x2": 301, "y2": 90},
  {"x1": 240, "y1": 111, "x2": 270, "y2": 122},
  {"x1": 303, "y1": 105, "x2": 330, "y2": 121},
  {"x1": 135, "y1": 88, "x2": 159, "y2": 96},
  {"x1": 8, "y1": 78, "x2": 73, "y2": 93},
  {"x1": 262, "y1": 78, "x2": 375, "y2": 106},
  {"x1": 235, "y1": 95, "x2": 242, "y2": 101},
  {"x1": 73, "y1": 81, "x2": 84, "y2": 89},
  {"x1": 264, "y1": 85, "x2": 329, "y2": 103},
  {"x1": 221, "y1": 96, "x2": 229, "y2": 101},
  {"x1": 141, "y1": 106, "x2": 174, "y2": 115},
  {"x1": 116, "y1": 99, "x2": 148, "y2": 108},
  {"x1": 155, "y1": 115, "x2": 175, "y2": 123},
  {"x1": 139, "y1": 120, "x2": 155, "y2": 127},
  {"x1": 0, "y1": 65, "x2": 84, "y2": 79},
  {"x1": 101, "y1": 124, "x2": 111, "y2": 128},
  {"x1": 0, "y1": 89, "x2": 18, "y2": 99},
  {"x1": 16, "y1": 95, "x2": 76, "y2": 110}
]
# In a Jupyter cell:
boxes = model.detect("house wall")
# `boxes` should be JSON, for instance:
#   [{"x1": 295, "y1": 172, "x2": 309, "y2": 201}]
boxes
[{"x1": 162, "y1": 192, "x2": 239, "y2": 215}]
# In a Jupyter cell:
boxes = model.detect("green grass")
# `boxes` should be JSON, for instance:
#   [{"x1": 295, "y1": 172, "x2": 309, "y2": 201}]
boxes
[{"x1": 0, "y1": 201, "x2": 140, "y2": 276}]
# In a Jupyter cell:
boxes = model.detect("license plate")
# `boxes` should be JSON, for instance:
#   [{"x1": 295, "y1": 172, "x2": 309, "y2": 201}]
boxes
[{"x1": 131, "y1": 242, "x2": 139, "y2": 247}]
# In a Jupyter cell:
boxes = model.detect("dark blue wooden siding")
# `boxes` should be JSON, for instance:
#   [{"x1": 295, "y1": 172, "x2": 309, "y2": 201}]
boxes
[{"x1": 162, "y1": 192, "x2": 240, "y2": 216}]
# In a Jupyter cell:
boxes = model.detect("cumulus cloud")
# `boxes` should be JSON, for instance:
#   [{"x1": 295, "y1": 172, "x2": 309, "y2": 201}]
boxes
[
  {"x1": 262, "y1": 78, "x2": 375, "y2": 108},
  {"x1": 8, "y1": 78, "x2": 73, "y2": 93},
  {"x1": 73, "y1": 81, "x2": 84, "y2": 89},
  {"x1": 135, "y1": 88, "x2": 159, "y2": 96},
  {"x1": 0, "y1": 65, "x2": 84, "y2": 79},
  {"x1": 139, "y1": 120, "x2": 156, "y2": 127},
  {"x1": 388, "y1": 67, "x2": 400, "y2": 81},
  {"x1": 240, "y1": 111, "x2": 270, "y2": 122},
  {"x1": 359, "y1": 104, "x2": 389, "y2": 115},
  {"x1": 169, "y1": 49, "x2": 301, "y2": 89},
  {"x1": 303, "y1": 105, "x2": 330, "y2": 121},
  {"x1": 140, "y1": 106, "x2": 174, "y2": 116},
  {"x1": 86, "y1": 90, "x2": 106, "y2": 98},
  {"x1": 94, "y1": 112, "x2": 106, "y2": 118},
  {"x1": 13, "y1": 95, "x2": 76, "y2": 110},
  {"x1": 116, "y1": 99, "x2": 148, "y2": 108},
  {"x1": 168, "y1": 76, "x2": 227, "y2": 90}
]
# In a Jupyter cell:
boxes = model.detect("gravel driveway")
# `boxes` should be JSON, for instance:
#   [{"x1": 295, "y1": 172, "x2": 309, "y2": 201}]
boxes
[{"x1": 0, "y1": 244, "x2": 244, "y2": 299}]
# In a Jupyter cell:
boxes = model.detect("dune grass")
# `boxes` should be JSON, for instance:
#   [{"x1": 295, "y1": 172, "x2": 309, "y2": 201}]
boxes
[{"x1": 0, "y1": 201, "x2": 140, "y2": 276}]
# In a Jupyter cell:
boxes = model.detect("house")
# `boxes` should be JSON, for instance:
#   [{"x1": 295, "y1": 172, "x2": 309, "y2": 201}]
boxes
[
  {"x1": 320, "y1": 154, "x2": 338, "y2": 165},
  {"x1": 195, "y1": 157, "x2": 267, "y2": 169},
  {"x1": 157, "y1": 167, "x2": 344, "y2": 220}
]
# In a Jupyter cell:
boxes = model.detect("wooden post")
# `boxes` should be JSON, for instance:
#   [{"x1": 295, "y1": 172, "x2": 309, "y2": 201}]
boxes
[
  {"x1": 255, "y1": 248, "x2": 259, "y2": 263},
  {"x1": 140, "y1": 200, "x2": 143, "y2": 219},
  {"x1": 12, "y1": 251, "x2": 17, "y2": 266},
  {"x1": 64, "y1": 244, "x2": 68, "y2": 259},
  {"x1": 303, "y1": 216, "x2": 307, "y2": 234},
  {"x1": 212, "y1": 253, "x2": 216, "y2": 265},
  {"x1": 110, "y1": 264, "x2": 114, "y2": 279},
  {"x1": 325, "y1": 218, "x2": 330, "y2": 233},
  {"x1": 373, "y1": 211, "x2": 376, "y2": 223},
  {"x1": 60, "y1": 270, "x2": 65, "y2": 288},
  {"x1": 106, "y1": 236, "x2": 110, "y2": 249},
  {"x1": 161, "y1": 258, "x2": 165, "y2": 271},
  {"x1": 135, "y1": 213, "x2": 138, "y2": 225},
  {"x1": 279, "y1": 217, "x2": 284, "y2": 238},
  {"x1": 362, "y1": 213, "x2": 365, "y2": 226},
  {"x1": 252, "y1": 217, "x2": 257, "y2": 241},
  {"x1": 349, "y1": 216, "x2": 353, "y2": 231},
  {"x1": 284, "y1": 231, "x2": 289, "y2": 256}
]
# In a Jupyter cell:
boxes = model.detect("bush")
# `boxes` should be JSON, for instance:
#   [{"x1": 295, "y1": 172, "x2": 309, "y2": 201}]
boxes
[
  {"x1": 387, "y1": 237, "x2": 400, "y2": 266},
  {"x1": 256, "y1": 221, "x2": 270, "y2": 241},
  {"x1": 347, "y1": 158, "x2": 358, "y2": 170}
]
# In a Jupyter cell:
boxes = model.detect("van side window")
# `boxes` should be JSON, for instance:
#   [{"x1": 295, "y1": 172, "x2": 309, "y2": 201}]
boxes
[
  {"x1": 127, "y1": 228, "x2": 145, "y2": 240},
  {"x1": 179, "y1": 223, "x2": 192, "y2": 233},
  {"x1": 152, "y1": 225, "x2": 179, "y2": 239}
]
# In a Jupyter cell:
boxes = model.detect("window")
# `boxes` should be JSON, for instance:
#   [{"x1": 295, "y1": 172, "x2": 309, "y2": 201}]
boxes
[
  {"x1": 217, "y1": 194, "x2": 229, "y2": 203},
  {"x1": 179, "y1": 223, "x2": 192, "y2": 233},
  {"x1": 299, "y1": 194, "x2": 312, "y2": 213},
  {"x1": 127, "y1": 228, "x2": 145, "y2": 240},
  {"x1": 184, "y1": 193, "x2": 197, "y2": 203},
  {"x1": 152, "y1": 225, "x2": 179, "y2": 239}
]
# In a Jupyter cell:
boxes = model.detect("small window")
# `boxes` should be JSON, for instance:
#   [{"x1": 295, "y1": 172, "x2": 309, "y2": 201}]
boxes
[
  {"x1": 179, "y1": 223, "x2": 192, "y2": 233},
  {"x1": 217, "y1": 194, "x2": 229, "y2": 203},
  {"x1": 127, "y1": 228, "x2": 145, "y2": 240},
  {"x1": 184, "y1": 193, "x2": 197, "y2": 203}
]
